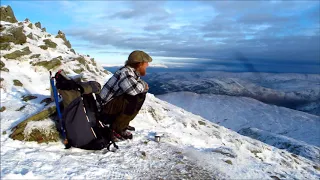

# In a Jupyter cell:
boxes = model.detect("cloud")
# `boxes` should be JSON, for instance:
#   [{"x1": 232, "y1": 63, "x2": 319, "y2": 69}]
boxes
[
  {"x1": 143, "y1": 24, "x2": 167, "y2": 31},
  {"x1": 108, "y1": 1, "x2": 170, "y2": 20},
  {"x1": 58, "y1": 1, "x2": 319, "y2": 68}
]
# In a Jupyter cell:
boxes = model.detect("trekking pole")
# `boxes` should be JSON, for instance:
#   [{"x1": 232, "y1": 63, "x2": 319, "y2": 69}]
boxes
[{"x1": 49, "y1": 71, "x2": 70, "y2": 149}]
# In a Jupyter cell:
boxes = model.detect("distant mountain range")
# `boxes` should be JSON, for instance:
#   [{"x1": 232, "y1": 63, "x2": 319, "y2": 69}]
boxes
[{"x1": 143, "y1": 71, "x2": 320, "y2": 116}]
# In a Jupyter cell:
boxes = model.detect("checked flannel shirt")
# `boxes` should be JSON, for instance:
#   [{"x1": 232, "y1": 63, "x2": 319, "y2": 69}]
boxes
[{"x1": 100, "y1": 66, "x2": 148, "y2": 104}]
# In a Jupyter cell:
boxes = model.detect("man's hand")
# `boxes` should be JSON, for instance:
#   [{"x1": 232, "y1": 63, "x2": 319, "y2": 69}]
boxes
[{"x1": 145, "y1": 83, "x2": 149, "y2": 91}]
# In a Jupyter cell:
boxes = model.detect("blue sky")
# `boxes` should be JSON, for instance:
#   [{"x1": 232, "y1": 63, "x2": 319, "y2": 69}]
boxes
[{"x1": 3, "y1": 0, "x2": 320, "y2": 71}]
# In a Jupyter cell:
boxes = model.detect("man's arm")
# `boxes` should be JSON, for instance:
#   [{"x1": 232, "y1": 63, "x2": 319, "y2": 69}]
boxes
[{"x1": 119, "y1": 74, "x2": 148, "y2": 96}]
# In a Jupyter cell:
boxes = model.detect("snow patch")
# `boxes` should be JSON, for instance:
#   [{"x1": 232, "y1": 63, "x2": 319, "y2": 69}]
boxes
[{"x1": 23, "y1": 119, "x2": 56, "y2": 138}]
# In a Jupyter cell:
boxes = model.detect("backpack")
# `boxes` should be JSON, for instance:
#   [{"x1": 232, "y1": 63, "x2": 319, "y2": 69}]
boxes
[{"x1": 52, "y1": 69, "x2": 118, "y2": 151}]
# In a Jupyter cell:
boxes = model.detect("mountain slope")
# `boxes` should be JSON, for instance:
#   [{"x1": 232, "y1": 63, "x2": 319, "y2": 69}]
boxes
[
  {"x1": 1, "y1": 94, "x2": 320, "y2": 179},
  {"x1": 157, "y1": 92, "x2": 320, "y2": 162},
  {"x1": 144, "y1": 71, "x2": 320, "y2": 115}
]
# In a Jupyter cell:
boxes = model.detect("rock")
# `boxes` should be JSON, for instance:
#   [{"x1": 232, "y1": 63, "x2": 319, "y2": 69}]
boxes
[
  {"x1": 56, "y1": 30, "x2": 72, "y2": 48},
  {"x1": 0, "y1": 26, "x2": 27, "y2": 45},
  {"x1": 40, "y1": 98, "x2": 52, "y2": 106},
  {"x1": 22, "y1": 95, "x2": 37, "y2": 102},
  {"x1": 198, "y1": 120, "x2": 206, "y2": 126},
  {"x1": 3, "y1": 47, "x2": 32, "y2": 59},
  {"x1": 10, "y1": 106, "x2": 60, "y2": 143},
  {"x1": 35, "y1": 22, "x2": 41, "y2": 29},
  {"x1": 33, "y1": 56, "x2": 62, "y2": 70},
  {"x1": 0, "y1": 43, "x2": 11, "y2": 50},
  {"x1": 270, "y1": 176, "x2": 280, "y2": 180},
  {"x1": 24, "y1": 18, "x2": 30, "y2": 22},
  {"x1": 43, "y1": 39, "x2": 57, "y2": 48},
  {"x1": 73, "y1": 68, "x2": 84, "y2": 74},
  {"x1": 0, "y1": 6, "x2": 18, "y2": 23},
  {"x1": 16, "y1": 105, "x2": 26, "y2": 111},
  {"x1": 75, "y1": 56, "x2": 86, "y2": 65},
  {"x1": 39, "y1": 45, "x2": 48, "y2": 50},
  {"x1": 1, "y1": 68, "x2": 9, "y2": 72},
  {"x1": 0, "y1": 24, "x2": 5, "y2": 32},
  {"x1": 0, "y1": 60, "x2": 9, "y2": 71},
  {"x1": 0, "y1": 60, "x2": 5, "y2": 69},
  {"x1": 27, "y1": 23, "x2": 33, "y2": 29},
  {"x1": 0, "y1": 106, "x2": 6, "y2": 112},
  {"x1": 90, "y1": 58, "x2": 96, "y2": 66},
  {"x1": 224, "y1": 160, "x2": 233, "y2": 165},
  {"x1": 41, "y1": 28, "x2": 46, "y2": 32},
  {"x1": 30, "y1": 54, "x2": 41, "y2": 59},
  {"x1": 70, "y1": 48, "x2": 76, "y2": 54},
  {"x1": 212, "y1": 146, "x2": 237, "y2": 158},
  {"x1": 13, "y1": 79, "x2": 23, "y2": 86},
  {"x1": 27, "y1": 33, "x2": 34, "y2": 39}
]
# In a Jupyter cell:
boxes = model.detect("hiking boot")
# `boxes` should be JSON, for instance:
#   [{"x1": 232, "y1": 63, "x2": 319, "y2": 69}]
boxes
[
  {"x1": 112, "y1": 130, "x2": 124, "y2": 142},
  {"x1": 120, "y1": 130, "x2": 133, "y2": 140},
  {"x1": 126, "y1": 125, "x2": 135, "y2": 131}
]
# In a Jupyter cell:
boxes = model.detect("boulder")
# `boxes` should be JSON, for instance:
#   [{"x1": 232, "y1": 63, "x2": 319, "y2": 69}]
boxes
[{"x1": 10, "y1": 106, "x2": 60, "y2": 143}]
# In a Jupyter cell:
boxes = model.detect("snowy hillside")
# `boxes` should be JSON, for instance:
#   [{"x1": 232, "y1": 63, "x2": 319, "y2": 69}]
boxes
[
  {"x1": 2, "y1": 94, "x2": 320, "y2": 179},
  {"x1": 1, "y1": 6, "x2": 319, "y2": 179},
  {"x1": 145, "y1": 71, "x2": 320, "y2": 115},
  {"x1": 157, "y1": 92, "x2": 320, "y2": 160}
]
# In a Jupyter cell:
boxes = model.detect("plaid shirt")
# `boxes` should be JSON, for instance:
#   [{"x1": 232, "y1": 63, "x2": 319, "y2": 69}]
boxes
[{"x1": 100, "y1": 66, "x2": 147, "y2": 103}]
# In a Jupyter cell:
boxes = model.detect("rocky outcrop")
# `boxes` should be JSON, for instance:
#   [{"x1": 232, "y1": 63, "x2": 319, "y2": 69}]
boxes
[
  {"x1": 35, "y1": 22, "x2": 41, "y2": 29},
  {"x1": 0, "y1": 6, "x2": 18, "y2": 23},
  {"x1": 10, "y1": 105, "x2": 60, "y2": 143},
  {"x1": 0, "y1": 26, "x2": 27, "y2": 45},
  {"x1": 3, "y1": 47, "x2": 32, "y2": 59},
  {"x1": 43, "y1": 39, "x2": 57, "y2": 48},
  {"x1": 33, "y1": 56, "x2": 62, "y2": 70},
  {"x1": 56, "y1": 30, "x2": 72, "y2": 48}
]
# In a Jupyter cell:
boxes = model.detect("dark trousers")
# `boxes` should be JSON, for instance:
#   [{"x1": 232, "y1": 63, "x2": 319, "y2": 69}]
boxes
[{"x1": 101, "y1": 93, "x2": 146, "y2": 133}]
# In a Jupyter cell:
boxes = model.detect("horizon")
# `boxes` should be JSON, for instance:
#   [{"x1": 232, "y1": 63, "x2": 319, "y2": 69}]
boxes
[{"x1": 2, "y1": 1, "x2": 320, "y2": 74}]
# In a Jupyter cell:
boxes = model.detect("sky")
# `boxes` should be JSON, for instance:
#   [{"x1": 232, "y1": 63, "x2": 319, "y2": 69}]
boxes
[{"x1": 2, "y1": 0, "x2": 320, "y2": 72}]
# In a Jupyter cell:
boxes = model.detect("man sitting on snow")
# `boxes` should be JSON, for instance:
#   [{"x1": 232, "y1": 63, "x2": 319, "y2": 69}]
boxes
[{"x1": 99, "y1": 50, "x2": 152, "y2": 141}]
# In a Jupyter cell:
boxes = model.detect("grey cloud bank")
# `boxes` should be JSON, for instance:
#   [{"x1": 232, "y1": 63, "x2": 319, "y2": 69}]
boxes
[{"x1": 64, "y1": 1, "x2": 319, "y2": 73}]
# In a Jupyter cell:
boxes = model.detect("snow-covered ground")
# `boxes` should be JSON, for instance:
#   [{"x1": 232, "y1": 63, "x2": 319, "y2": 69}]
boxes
[
  {"x1": 1, "y1": 8, "x2": 320, "y2": 179},
  {"x1": 157, "y1": 92, "x2": 320, "y2": 161},
  {"x1": 2, "y1": 94, "x2": 320, "y2": 179}
]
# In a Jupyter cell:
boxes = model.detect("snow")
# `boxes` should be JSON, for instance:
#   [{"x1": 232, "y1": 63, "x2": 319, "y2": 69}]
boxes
[
  {"x1": 24, "y1": 119, "x2": 57, "y2": 139},
  {"x1": 1, "y1": 94, "x2": 320, "y2": 179},
  {"x1": 1, "y1": 17, "x2": 320, "y2": 179},
  {"x1": 145, "y1": 71, "x2": 320, "y2": 111},
  {"x1": 157, "y1": 92, "x2": 320, "y2": 146}
]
